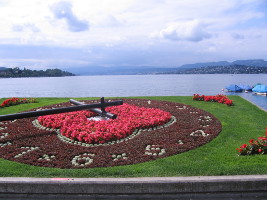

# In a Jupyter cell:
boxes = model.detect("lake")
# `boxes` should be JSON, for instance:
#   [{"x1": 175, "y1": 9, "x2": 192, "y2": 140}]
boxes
[{"x1": 0, "y1": 74, "x2": 266, "y2": 110}]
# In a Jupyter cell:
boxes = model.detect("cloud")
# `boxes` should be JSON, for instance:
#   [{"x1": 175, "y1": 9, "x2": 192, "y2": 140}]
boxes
[
  {"x1": 12, "y1": 23, "x2": 40, "y2": 32},
  {"x1": 0, "y1": 0, "x2": 266, "y2": 68},
  {"x1": 50, "y1": 1, "x2": 89, "y2": 32},
  {"x1": 92, "y1": 14, "x2": 123, "y2": 27},
  {"x1": 157, "y1": 19, "x2": 212, "y2": 42},
  {"x1": 232, "y1": 33, "x2": 245, "y2": 40}
]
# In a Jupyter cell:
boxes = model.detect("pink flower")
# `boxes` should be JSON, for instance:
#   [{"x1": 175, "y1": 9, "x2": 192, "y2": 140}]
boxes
[{"x1": 38, "y1": 103, "x2": 172, "y2": 144}]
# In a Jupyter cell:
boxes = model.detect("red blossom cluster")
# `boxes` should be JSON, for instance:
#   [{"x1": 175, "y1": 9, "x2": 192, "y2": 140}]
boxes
[
  {"x1": 236, "y1": 128, "x2": 267, "y2": 155},
  {"x1": 0, "y1": 97, "x2": 37, "y2": 108},
  {"x1": 38, "y1": 110, "x2": 96, "y2": 129},
  {"x1": 193, "y1": 94, "x2": 233, "y2": 106},
  {"x1": 38, "y1": 103, "x2": 172, "y2": 144}
]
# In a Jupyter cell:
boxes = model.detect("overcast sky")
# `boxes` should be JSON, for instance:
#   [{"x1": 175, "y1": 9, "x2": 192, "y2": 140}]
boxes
[{"x1": 0, "y1": 0, "x2": 266, "y2": 69}]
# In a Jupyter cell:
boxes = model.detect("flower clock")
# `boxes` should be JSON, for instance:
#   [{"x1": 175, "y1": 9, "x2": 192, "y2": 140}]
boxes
[{"x1": 0, "y1": 99, "x2": 222, "y2": 168}]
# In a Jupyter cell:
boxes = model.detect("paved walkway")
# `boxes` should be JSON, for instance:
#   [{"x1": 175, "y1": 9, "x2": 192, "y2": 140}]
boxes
[{"x1": 0, "y1": 175, "x2": 267, "y2": 199}]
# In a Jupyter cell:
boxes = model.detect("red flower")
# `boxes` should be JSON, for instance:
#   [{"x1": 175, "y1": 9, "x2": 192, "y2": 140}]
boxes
[
  {"x1": 1, "y1": 97, "x2": 37, "y2": 108},
  {"x1": 258, "y1": 137, "x2": 267, "y2": 141},
  {"x1": 240, "y1": 144, "x2": 247, "y2": 149},
  {"x1": 249, "y1": 139, "x2": 255, "y2": 144},
  {"x1": 193, "y1": 94, "x2": 233, "y2": 106}
]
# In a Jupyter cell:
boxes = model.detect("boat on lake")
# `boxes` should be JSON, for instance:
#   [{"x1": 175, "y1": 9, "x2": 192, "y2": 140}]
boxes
[
  {"x1": 225, "y1": 84, "x2": 243, "y2": 92},
  {"x1": 238, "y1": 84, "x2": 253, "y2": 92},
  {"x1": 252, "y1": 84, "x2": 267, "y2": 96}
]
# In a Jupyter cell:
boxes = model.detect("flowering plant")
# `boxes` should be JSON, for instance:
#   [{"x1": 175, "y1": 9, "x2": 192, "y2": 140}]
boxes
[
  {"x1": 193, "y1": 94, "x2": 233, "y2": 106},
  {"x1": 0, "y1": 97, "x2": 37, "y2": 108},
  {"x1": 236, "y1": 128, "x2": 267, "y2": 155},
  {"x1": 38, "y1": 103, "x2": 172, "y2": 144}
]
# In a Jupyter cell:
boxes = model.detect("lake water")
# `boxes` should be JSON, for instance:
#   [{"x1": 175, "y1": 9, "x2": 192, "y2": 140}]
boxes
[{"x1": 0, "y1": 74, "x2": 266, "y2": 110}]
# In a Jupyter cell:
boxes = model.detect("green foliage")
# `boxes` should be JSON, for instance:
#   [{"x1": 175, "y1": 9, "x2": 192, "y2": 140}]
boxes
[
  {"x1": 0, "y1": 96, "x2": 266, "y2": 177},
  {"x1": 0, "y1": 67, "x2": 75, "y2": 78}
]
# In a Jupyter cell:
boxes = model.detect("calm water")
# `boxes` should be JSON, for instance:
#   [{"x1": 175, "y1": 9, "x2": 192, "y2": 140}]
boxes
[{"x1": 0, "y1": 74, "x2": 266, "y2": 110}]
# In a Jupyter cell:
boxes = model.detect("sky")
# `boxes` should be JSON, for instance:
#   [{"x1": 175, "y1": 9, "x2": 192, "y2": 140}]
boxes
[{"x1": 0, "y1": 0, "x2": 266, "y2": 70}]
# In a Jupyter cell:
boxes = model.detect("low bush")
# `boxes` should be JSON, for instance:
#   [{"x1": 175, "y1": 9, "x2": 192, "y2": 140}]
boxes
[
  {"x1": 0, "y1": 97, "x2": 37, "y2": 108},
  {"x1": 236, "y1": 128, "x2": 267, "y2": 155},
  {"x1": 193, "y1": 94, "x2": 233, "y2": 106}
]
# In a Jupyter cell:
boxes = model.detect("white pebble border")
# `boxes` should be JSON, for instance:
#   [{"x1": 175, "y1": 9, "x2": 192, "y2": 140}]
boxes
[
  {"x1": 198, "y1": 115, "x2": 213, "y2": 122},
  {"x1": 38, "y1": 154, "x2": 56, "y2": 161},
  {"x1": 71, "y1": 153, "x2": 95, "y2": 166},
  {"x1": 0, "y1": 120, "x2": 16, "y2": 125},
  {"x1": 14, "y1": 146, "x2": 40, "y2": 158},
  {"x1": 190, "y1": 130, "x2": 209, "y2": 137},
  {"x1": 144, "y1": 145, "x2": 166, "y2": 156},
  {"x1": 112, "y1": 153, "x2": 128, "y2": 161},
  {"x1": 0, "y1": 141, "x2": 12, "y2": 147},
  {"x1": 32, "y1": 120, "x2": 58, "y2": 132},
  {"x1": 0, "y1": 132, "x2": 8, "y2": 139},
  {"x1": 176, "y1": 105, "x2": 188, "y2": 110},
  {"x1": 177, "y1": 140, "x2": 184, "y2": 144},
  {"x1": 32, "y1": 116, "x2": 177, "y2": 148}
]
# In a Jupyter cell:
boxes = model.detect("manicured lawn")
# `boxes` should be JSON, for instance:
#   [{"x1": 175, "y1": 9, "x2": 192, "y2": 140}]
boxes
[{"x1": 0, "y1": 96, "x2": 266, "y2": 177}]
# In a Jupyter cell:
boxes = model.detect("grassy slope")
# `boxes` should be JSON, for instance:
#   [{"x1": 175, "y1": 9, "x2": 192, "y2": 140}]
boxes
[{"x1": 0, "y1": 96, "x2": 266, "y2": 177}]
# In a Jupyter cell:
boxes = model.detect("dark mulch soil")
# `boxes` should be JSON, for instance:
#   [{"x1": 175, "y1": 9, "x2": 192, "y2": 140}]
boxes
[{"x1": 0, "y1": 99, "x2": 222, "y2": 169}]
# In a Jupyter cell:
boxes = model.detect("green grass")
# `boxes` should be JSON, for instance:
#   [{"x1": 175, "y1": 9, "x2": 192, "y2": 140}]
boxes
[{"x1": 0, "y1": 96, "x2": 266, "y2": 177}]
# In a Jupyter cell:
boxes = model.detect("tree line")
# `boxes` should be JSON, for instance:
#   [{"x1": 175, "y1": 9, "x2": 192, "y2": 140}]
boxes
[{"x1": 0, "y1": 67, "x2": 75, "y2": 78}]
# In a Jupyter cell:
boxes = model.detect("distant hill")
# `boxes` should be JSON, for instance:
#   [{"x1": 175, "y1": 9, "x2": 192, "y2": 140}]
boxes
[
  {"x1": 66, "y1": 59, "x2": 267, "y2": 75},
  {"x1": 232, "y1": 59, "x2": 267, "y2": 67},
  {"x1": 179, "y1": 61, "x2": 231, "y2": 70},
  {"x1": 175, "y1": 64, "x2": 267, "y2": 74},
  {"x1": 178, "y1": 59, "x2": 267, "y2": 70},
  {"x1": 66, "y1": 66, "x2": 175, "y2": 75},
  {"x1": 0, "y1": 67, "x2": 75, "y2": 78}
]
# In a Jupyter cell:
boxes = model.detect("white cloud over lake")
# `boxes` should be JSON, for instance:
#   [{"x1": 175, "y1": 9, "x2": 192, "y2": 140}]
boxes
[
  {"x1": 155, "y1": 19, "x2": 212, "y2": 42},
  {"x1": 0, "y1": 0, "x2": 266, "y2": 69}
]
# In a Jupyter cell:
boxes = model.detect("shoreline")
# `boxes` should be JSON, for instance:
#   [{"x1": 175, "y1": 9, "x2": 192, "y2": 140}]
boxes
[{"x1": 239, "y1": 96, "x2": 267, "y2": 112}]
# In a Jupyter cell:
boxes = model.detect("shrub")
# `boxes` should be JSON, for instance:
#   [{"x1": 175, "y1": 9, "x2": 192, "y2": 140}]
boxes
[
  {"x1": 193, "y1": 94, "x2": 233, "y2": 106},
  {"x1": 236, "y1": 128, "x2": 267, "y2": 155},
  {"x1": 0, "y1": 97, "x2": 37, "y2": 108}
]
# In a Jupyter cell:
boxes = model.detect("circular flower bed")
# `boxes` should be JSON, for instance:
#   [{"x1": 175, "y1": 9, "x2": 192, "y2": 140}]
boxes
[{"x1": 0, "y1": 99, "x2": 222, "y2": 168}]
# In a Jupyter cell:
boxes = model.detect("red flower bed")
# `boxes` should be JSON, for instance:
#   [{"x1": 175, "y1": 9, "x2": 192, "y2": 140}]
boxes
[
  {"x1": 0, "y1": 99, "x2": 222, "y2": 168},
  {"x1": 193, "y1": 94, "x2": 233, "y2": 106},
  {"x1": 1, "y1": 97, "x2": 37, "y2": 108},
  {"x1": 38, "y1": 103, "x2": 172, "y2": 144},
  {"x1": 236, "y1": 128, "x2": 267, "y2": 155}
]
